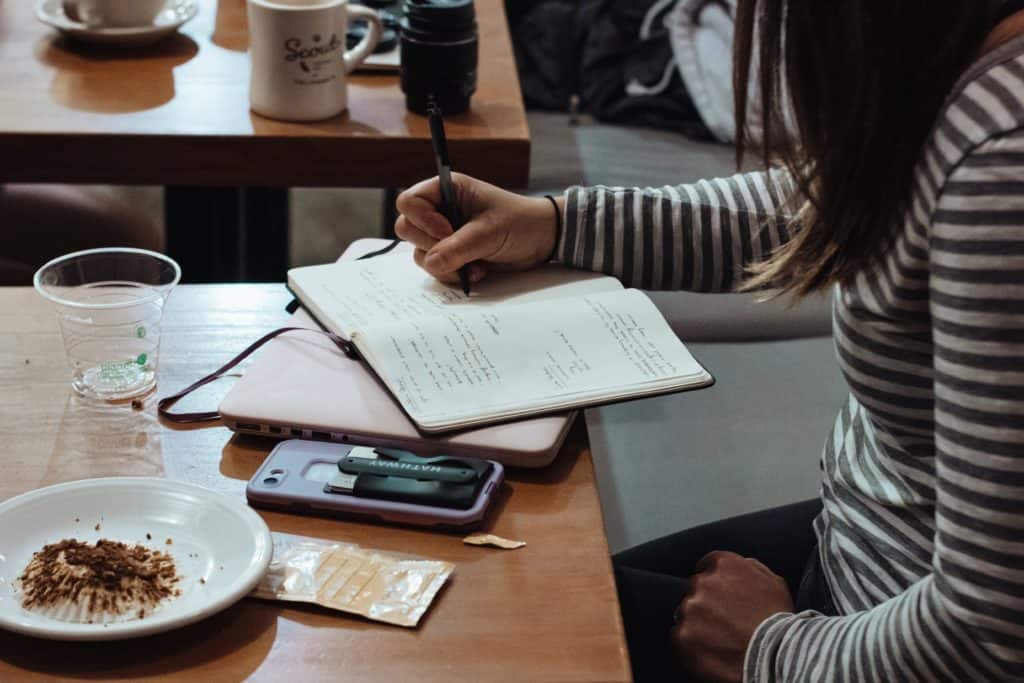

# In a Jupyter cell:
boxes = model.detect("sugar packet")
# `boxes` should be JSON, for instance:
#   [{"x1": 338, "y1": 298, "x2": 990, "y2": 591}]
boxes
[{"x1": 251, "y1": 533, "x2": 454, "y2": 627}]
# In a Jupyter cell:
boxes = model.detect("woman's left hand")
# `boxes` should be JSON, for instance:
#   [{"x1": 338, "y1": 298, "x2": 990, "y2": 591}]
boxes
[{"x1": 671, "y1": 551, "x2": 795, "y2": 683}]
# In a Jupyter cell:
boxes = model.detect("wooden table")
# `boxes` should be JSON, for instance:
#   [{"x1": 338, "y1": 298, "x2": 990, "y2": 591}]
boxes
[
  {"x1": 0, "y1": 0, "x2": 530, "y2": 280},
  {"x1": 0, "y1": 286, "x2": 631, "y2": 682}
]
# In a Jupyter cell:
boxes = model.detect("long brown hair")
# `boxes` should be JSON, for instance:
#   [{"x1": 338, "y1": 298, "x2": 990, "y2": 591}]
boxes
[{"x1": 735, "y1": 1, "x2": 1001, "y2": 297}]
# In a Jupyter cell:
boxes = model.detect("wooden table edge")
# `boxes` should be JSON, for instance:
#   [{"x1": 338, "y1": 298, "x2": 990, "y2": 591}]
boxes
[{"x1": 0, "y1": 133, "x2": 531, "y2": 188}]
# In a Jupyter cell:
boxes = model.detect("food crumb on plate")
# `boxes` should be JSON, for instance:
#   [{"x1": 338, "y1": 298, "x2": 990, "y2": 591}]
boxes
[
  {"x1": 165, "y1": 538, "x2": 173, "y2": 545},
  {"x1": 17, "y1": 539, "x2": 181, "y2": 623}
]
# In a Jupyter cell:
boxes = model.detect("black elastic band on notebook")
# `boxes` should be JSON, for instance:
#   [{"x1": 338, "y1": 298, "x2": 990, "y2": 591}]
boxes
[
  {"x1": 356, "y1": 239, "x2": 402, "y2": 261},
  {"x1": 285, "y1": 239, "x2": 402, "y2": 314}
]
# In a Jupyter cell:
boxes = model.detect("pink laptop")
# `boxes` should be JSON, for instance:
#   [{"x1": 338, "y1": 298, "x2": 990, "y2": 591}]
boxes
[{"x1": 218, "y1": 240, "x2": 576, "y2": 468}]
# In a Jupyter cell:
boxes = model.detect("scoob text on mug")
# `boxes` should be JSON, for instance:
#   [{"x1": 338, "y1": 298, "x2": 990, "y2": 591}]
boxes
[{"x1": 284, "y1": 33, "x2": 343, "y2": 84}]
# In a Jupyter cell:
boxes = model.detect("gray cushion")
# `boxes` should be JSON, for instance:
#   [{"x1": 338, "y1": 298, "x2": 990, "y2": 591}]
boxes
[
  {"x1": 589, "y1": 335, "x2": 846, "y2": 553},
  {"x1": 650, "y1": 290, "x2": 833, "y2": 342},
  {"x1": 528, "y1": 111, "x2": 832, "y2": 342},
  {"x1": 528, "y1": 111, "x2": 738, "y2": 192}
]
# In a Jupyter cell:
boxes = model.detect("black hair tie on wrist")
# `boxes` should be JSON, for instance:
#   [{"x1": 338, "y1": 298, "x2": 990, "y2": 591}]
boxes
[{"x1": 544, "y1": 194, "x2": 562, "y2": 261}]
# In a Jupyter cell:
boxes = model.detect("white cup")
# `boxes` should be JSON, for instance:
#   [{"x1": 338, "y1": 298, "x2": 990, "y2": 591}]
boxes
[
  {"x1": 248, "y1": 0, "x2": 383, "y2": 122},
  {"x1": 63, "y1": 0, "x2": 167, "y2": 27}
]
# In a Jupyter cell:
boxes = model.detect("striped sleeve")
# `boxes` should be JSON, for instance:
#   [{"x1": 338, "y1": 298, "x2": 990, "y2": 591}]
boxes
[
  {"x1": 556, "y1": 168, "x2": 798, "y2": 291},
  {"x1": 744, "y1": 133, "x2": 1024, "y2": 682}
]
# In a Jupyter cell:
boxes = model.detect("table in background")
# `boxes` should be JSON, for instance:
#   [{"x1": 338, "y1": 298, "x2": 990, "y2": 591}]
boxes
[
  {"x1": 0, "y1": 286, "x2": 629, "y2": 682},
  {"x1": 0, "y1": 0, "x2": 530, "y2": 282}
]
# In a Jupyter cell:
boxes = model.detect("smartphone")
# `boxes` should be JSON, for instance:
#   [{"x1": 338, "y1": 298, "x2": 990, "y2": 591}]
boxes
[{"x1": 246, "y1": 440, "x2": 504, "y2": 531}]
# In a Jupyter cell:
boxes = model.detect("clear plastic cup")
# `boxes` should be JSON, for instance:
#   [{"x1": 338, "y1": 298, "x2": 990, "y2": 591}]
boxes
[{"x1": 34, "y1": 248, "x2": 181, "y2": 400}]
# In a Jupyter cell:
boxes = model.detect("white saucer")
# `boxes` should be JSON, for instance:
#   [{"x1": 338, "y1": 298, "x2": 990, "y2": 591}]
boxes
[
  {"x1": 36, "y1": 0, "x2": 199, "y2": 47},
  {"x1": 0, "y1": 477, "x2": 272, "y2": 641}
]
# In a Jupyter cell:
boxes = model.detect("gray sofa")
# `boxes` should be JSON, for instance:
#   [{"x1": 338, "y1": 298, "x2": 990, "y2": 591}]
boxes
[{"x1": 527, "y1": 112, "x2": 847, "y2": 552}]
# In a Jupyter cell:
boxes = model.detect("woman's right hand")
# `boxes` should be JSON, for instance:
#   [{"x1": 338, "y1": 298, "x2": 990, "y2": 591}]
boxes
[{"x1": 394, "y1": 173, "x2": 562, "y2": 286}]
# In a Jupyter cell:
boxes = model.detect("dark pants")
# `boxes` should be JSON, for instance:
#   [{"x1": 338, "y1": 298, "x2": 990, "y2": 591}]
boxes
[{"x1": 613, "y1": 499, "x2": 835, "y2": 682}]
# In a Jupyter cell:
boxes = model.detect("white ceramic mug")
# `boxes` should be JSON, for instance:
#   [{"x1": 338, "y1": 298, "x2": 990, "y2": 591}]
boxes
[
  {"x1": 248, "y1": 0, "x2": 382, "y2": 122},
  {"x1": 63, "y1": 0, "x2": 166, "y2": 27}
]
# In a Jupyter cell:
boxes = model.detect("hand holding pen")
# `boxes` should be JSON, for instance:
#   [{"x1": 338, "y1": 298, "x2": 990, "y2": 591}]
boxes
[
  {"x1": 426, "y1": 99, "x2": 473, "y2": 295},
  {"x1": 393, "y1": 133, "x2": 564, "y2": 288}
]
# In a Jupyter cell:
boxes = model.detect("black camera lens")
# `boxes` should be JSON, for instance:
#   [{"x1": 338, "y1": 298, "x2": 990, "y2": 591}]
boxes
[
  {"x1": 263, "y1": 476, "x2": 279, "y2": 486},
  {"x1": 400, "y1": 0, "x2": 478, "y2": 116}
]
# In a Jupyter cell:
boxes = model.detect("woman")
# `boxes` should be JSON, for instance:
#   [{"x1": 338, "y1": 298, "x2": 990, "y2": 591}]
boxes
[{"x1": 395, "y1": 1, "x2": 1024, "y2": 681}]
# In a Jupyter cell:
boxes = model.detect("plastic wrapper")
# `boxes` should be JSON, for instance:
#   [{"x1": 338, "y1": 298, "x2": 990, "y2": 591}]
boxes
[{"x1": 251, "y1": 533, "x2": 454, "y2": 627}]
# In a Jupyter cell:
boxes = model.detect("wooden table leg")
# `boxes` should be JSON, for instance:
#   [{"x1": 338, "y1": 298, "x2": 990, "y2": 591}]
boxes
[
  {"x1": 164, "y1": 187, "x2": 289, "y2": 283},
  {"x1": 240, "y1": 187, "x2": 290, "y2": 282}
]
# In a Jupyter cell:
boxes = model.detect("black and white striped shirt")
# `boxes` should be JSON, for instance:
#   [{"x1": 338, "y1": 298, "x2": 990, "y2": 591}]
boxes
[{"x1": 558, "y1": 38, "x2": 1024, "y2": 682}]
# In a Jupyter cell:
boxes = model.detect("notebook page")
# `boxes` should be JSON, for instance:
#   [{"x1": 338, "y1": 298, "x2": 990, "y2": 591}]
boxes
[
  {"x1": 288, "y1": 253, "x2": 623, "y2": 338},
  {"x1": 353, "y1": 289, "x2": 710, "y2": 430}
]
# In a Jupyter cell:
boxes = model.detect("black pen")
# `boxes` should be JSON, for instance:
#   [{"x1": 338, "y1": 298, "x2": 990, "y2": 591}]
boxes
[{"x1": 426, "y1": 98, "x2": 472, "y2": 296}]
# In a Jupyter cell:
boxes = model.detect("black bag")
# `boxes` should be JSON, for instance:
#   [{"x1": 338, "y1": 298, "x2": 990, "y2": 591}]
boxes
[
  {"x1": 580, "y1": 0, "x2": 710, "y2": 137},
  {"x1": 506, "y1": 0, "x2": 712, "y2": 138},
  {"x1": 505, "y1": 0, "x2": 594, "y2": 111}
]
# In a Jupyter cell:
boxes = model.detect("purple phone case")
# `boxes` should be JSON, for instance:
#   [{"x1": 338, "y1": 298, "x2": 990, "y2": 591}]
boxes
[{"x1": 246, "y1": 440, "x2": 504, "y2": 530}]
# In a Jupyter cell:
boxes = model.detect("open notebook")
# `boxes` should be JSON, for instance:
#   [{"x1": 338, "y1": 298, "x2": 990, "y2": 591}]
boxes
[{"x1": 288, "y1": 252, "x2": 713, "y2": 433}]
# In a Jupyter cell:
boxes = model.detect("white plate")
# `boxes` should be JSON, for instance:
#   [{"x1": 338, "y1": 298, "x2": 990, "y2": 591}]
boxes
[
  {"x1": 0, "y1": 477, "x2": 272, "y2": 641},
  {"x1": 36, "y1": 0, "x2": 198, "y2": 47}
]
